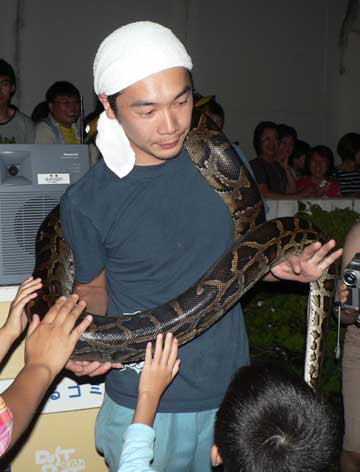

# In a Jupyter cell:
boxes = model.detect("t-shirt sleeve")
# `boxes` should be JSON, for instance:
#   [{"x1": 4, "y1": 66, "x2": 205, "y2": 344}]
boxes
[
  {"x1": 25, "y1": 117, "x2": 35, "y2": 143},
  {"x1": 60, "y1": 192, "x2": 105, "y2": 283},
  {"x1": 118, "y1": 423, "x2": 156, "y2": 472},
  {"x1": 250, "y1": 159, "x2": 267, "y2": 185},
  {"x1": 0, "y1": 396, "x2": 13, "y2": 458}
]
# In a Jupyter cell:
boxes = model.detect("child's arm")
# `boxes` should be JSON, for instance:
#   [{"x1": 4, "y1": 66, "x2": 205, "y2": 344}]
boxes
[
  {"x1": 2, "y1": 294, "x2": 92, "y2": 450},
  {"x1": 132, "y1": 333, "x2": 180, "y2": 426},
  {"x1": 117, "y1": 333, "x2": 180, "y2": 472},
  {"x1": 0, "y1": 277, "x2": 42, "y2": 363}
]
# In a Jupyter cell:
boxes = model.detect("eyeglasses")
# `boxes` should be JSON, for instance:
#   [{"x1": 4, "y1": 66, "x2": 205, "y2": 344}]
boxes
[{"x1": 51, "y1": 100, "x2": 80, "y2": 107}]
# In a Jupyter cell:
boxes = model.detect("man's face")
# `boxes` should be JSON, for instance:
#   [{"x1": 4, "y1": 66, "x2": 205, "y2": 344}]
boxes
[
  {"x1": 49, "y1": 95, "x2": 80, "y2": 128},
  {"x1": 101, "y1": 67, "x2": 193, "y2": 165},
  {"x1": 0, "y1": 75, "x2": 14, "y2": 108}
]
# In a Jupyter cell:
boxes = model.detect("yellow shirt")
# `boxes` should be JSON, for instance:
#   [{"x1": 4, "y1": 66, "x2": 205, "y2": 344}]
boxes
[{"x1": 60, "y1": 124, "x2": 80, "y2": 144}]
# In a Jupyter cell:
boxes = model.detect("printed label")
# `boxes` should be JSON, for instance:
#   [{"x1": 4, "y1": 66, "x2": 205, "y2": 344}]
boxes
[{"x1": 37, "y1": 174, "x2": 70, "y2": 185}]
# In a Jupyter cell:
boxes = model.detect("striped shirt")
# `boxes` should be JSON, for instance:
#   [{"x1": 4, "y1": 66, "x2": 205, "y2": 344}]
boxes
[
  {"x1": 0, "y1": 397, "x2": 13, "y2": 457},
  {"x1": 332, "y1": 168, "x2": 360, "y2": 195}
]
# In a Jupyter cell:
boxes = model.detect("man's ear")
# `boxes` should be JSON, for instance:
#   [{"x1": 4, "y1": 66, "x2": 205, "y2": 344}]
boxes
[
  {"x1": 211, "y1": 444, "x2": 223, "y2": 467},
  {"x1": 98, "y1": 94, "x2": 116, "y2": 120}
]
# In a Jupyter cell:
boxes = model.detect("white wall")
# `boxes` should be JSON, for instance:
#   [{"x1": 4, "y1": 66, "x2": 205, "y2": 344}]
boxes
[{"x1": 1, "y1": 0, "x2": 358, "y2": 160}]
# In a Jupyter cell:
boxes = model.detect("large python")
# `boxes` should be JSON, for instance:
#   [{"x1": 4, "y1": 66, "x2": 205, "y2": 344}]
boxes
[{"x1": 26, "y1": 111, "x2": 336, "y2": 388}]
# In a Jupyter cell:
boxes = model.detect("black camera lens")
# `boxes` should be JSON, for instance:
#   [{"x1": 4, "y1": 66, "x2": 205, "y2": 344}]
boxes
[
  {"x1": 8, "y1": 165, "x2": 19, "y2": 176},
  {"x1": 344, "y1": 270, "x2": 357, "y2": 286}
]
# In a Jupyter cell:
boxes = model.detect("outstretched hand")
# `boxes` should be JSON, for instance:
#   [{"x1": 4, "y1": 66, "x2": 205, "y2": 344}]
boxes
[
  {"x1": 25, "y1": 294, "x2": 93, "y2": 381},
  {"x1": 270, "y1": 239, "x2": 343, "y2": 283},
  {"x1": 139, "y1": 333, "x2": 180, "y2": 399},
  {"x1": 3, "y1": 276, "x2": 42, "y2": 343},
  {"x1": 132, "y1": 333, "x2": 180, "y2": 426}
]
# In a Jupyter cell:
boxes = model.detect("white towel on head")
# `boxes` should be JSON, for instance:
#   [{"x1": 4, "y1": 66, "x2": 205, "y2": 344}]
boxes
[{"x1": 94, "y1": 21, "x2": 192, "y2": 178}]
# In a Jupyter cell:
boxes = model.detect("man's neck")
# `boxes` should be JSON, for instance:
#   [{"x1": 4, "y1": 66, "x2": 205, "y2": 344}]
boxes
[{"x1": 0, "y1": 104, "x2": 14, "y2": 124}]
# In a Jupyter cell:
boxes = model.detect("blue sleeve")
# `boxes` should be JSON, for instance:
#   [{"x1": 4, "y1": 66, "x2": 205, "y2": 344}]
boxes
[
  {"x1": 233, "y1": 144, "x2": 256, "y2": 180},
  {"x1": 60, "y1": 191, "x2": 105, "y2": 283},
  {"x1": 118, "y1": 424, "x2": 157, "y2": 472}
]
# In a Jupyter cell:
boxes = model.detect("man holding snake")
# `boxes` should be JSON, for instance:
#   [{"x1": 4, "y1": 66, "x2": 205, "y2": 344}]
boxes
[{"x1": 61, "y1": 22, "x2": 342, "y2": 472}]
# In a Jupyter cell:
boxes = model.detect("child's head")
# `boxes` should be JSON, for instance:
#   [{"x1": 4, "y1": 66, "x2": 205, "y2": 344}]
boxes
[
  {"x1": 212, "y1": 364, "x2": 339, "y2": 472},
  {"x1": 289, "y1": 139, "x2": 310, "y2": 174},
  {"x1": 337, "y1": 132, "x2": 360, "y2": 164},
  {"x1": 306, "y1": 145, "x2": 334, "y2": 179}
]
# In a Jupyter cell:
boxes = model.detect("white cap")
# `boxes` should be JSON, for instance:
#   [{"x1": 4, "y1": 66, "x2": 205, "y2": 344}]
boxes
[{"x1": 93, "y1": 22, "x2": 193, "y2": 178}]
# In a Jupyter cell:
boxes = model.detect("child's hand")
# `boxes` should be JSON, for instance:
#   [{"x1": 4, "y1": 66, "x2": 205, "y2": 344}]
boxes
[
  {"x1": 132, "y1": 333, "x2": 180, "y2": 426},
  {"x1": 138, "y1": 333, "x2": 180, "y2": 401},
  {"x1": 2, "y1": 277, "x2": 42, "y2": 343},
  {"x1": 25, "y1": 294, "x2": 92, "y2": 381}
]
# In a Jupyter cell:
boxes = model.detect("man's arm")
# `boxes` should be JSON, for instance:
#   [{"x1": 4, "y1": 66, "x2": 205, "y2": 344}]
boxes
[
  {"x1": 74, "y1": 270, "x2": 108, "y2": 315},
  {"x1": 65, "y1": 271, "x2": 123, "y2": 376}
]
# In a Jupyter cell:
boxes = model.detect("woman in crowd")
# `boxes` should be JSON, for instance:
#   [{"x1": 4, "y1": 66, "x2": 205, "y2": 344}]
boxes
[{"x1": 250, "y1": 121, "x2": 312, "y2": 199}]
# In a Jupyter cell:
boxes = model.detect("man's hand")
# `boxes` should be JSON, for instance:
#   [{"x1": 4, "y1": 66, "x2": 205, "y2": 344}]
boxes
[
  {"x1": 65, "y1": 359, "x2": 123, "y2": 377},
  {"x1": 269, "y1": 239, "x2": 343, "y2": 283}
]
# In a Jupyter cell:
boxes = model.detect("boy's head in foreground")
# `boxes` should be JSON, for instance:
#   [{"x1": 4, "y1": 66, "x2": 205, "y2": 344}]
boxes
[{"x1": 212, "y1": 364, "x2": 340, "y2": 472}]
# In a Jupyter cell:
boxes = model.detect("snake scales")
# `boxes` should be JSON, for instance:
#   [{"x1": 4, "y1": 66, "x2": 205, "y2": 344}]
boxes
[{"x1": 26, "y1": 111, "x2": 336, "y2": 388}]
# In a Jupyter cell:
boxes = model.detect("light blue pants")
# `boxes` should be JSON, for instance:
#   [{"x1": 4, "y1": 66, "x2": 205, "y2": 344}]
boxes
[{"x1": 95, "y1": 394, "x2": 217, "y2": 472}]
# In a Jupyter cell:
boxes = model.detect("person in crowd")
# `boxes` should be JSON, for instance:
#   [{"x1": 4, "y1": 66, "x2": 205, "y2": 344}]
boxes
[
  {"x1": 289, "y1": 139, "x2": 310, "y2": 178},
  {"x1": 337, "y1": 222, "x2": 360, "y2": 472},
  {"x1": 276, "y1": 123, "x2": 297, "y2": 169},
  {"x1": 0, "y1": 59, "x2": 35, "y2": 144},
  {"x1": 60, "y1": 21, "x2": 342, "y2": 471},
  {"x1": 332, "y1": 133, "x2": 360, "y2": 197},
  {"x1": 250, "y1": 121, "x2": 311, "y2": 199},
  {"x1": 116, "y1": 348, "x2": 339, "y2": 472},
  {"x1": 297, "y1": 145, "x2": 342, "y2": 198},
  {"x1": 35, "y1": 81, "x2": 81, "y2": 144},
  {"x1": 31, "y1": 101, "x2": 49, "y2": 123},
  {"x1": 194, "y1": 94, "x2": 225, "y2": 129},
  {"x1": 0, "y1": 277, "x2": 92, "y2": 457}
]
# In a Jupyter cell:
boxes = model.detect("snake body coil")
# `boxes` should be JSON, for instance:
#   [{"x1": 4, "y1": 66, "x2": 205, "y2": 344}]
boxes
[{"x1": 27, "y1": 112, "x2": 336, "y2": 388}]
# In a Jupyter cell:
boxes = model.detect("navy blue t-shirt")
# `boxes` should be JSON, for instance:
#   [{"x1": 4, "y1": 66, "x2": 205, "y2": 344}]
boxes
[{"x1": 61, "y1": 149, "x2": 250, "y2": 412}]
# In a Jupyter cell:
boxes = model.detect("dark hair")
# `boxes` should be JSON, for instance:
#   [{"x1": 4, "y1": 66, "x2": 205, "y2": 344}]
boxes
[
  {"x1": 306, "y1": 145, "x2": 334, "y2": 177},
  {"x1": 253, "y1": 121, "x2": 278, "y2": 156},
  {"x1": 107, "y1": 91, "x2": 121, "y2": 114},
  {"x1": 31, "y1": 101, "x2": 49, "y2": 123},
  {"x1": 337, "y1": 133, "x2": 360, "y2": 162},
  {"x1": 195, "y1": 95, "x2": 224, "y2": 128},
  {"x1": 45, "y1": 81, "x2": 80, "y2": 103},
  {"x1": 289, "y1": 139, "x2": 311, "y2": 168},
  {"x1": 277, "y1": 124, "x2": 297, "y2": 141},
  {"x1": 0, "y1": 59, "x2": 16, "y2": 86},
  {"x1": 214, "y1": 364, "x2": 339, "y2": 472}
]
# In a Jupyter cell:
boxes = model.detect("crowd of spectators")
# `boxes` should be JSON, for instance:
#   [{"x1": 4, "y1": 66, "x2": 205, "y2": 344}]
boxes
[
  {"x1": 249, "y1": 120, "x2": 360, "y2": 200},
  {"x1": 1, "y1": 56, "x2": 360, "y2": 198}
]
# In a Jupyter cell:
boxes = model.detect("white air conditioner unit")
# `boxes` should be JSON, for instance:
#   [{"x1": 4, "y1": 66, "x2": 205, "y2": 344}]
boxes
[{"x1": 0, "y1": 144, "x2": 90, "y2": 285}]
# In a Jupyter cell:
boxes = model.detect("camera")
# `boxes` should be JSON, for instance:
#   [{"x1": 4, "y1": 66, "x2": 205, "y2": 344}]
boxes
[{"x1": 343, "y1": 252, "x2": 360, "y2": 311}]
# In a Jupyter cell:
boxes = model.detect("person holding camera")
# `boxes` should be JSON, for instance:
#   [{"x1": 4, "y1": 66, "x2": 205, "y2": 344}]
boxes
[{"x1": 337, "y1": 222, "x2": 360, "y2": 472}]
